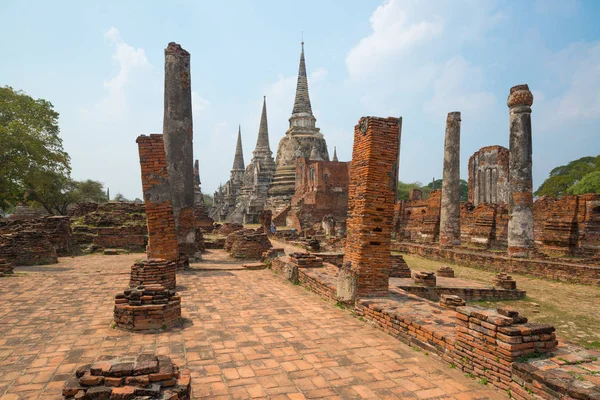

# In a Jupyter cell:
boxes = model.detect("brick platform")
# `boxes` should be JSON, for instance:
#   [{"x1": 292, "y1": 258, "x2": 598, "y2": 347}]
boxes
[
  {"x1": 62, "y1": 354, "x2": 190, "y2": 399},
  {"x1": 113, "y1": 284, "x2": 181, "y2": 332},
  {"x1": 129, "y1": 259, "x2": 177, "y2": 290},
  {"x1": 289, "y1": 252, "x2": 323, "y2": 269}
]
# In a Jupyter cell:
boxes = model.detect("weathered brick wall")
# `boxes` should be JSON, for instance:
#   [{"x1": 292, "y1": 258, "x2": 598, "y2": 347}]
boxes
[
  {"x1": 288, "y1": 158, "x2": 351, "y2": 231},
  {"x1": 0, "y1": 258, "x2": 13, "y2": 276},
  {"x1": 343, "y1": 117, "x2": 401, "y2": 297},
  {"x1": 1, "y1": 216, "x2": 73, "y2": 256},
  {"x1": 136, "y1": 134, "x2": 179, "y2": 260},
  {"x1": 393, "y1": 242, "x2": 600, "y2": 285},
  {"x1": 0, "y1": 230, "x2": 58, "y2": 266},
  {"x1": 395, "y1": 192, "x2": 441, "y2": 243},
  {"x1": 129, "y1": 259, "x2": 177, "y2": 290},
  {"x1": 468, "y1": 145, "x2": 510, "y2": 205},
  {"x1": 225, "y1": 229, "x2": 272, "y2": 259}
]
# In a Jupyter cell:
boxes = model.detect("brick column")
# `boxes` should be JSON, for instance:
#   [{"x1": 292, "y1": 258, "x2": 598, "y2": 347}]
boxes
[
  {"x1": 507, "y1": 84, "x2": 535, "y2": 258},
  {"x1": 439, "y1": 112, "x2": 461, "y2": 246},
  {"x1": 163, "y1": 42, "x2": 197, "y2": 259},
  {"x1": 338, "y1": 117, "x2": 402, "y2": 299},
  {"x1": 136, "y1": 134, "x2": 179, "y2": 261}
]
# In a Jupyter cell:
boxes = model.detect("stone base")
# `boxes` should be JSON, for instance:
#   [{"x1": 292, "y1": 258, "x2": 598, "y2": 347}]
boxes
[
  {"x1": 114, "y1": 285, "x2": 181, "y2": 332},
  {"x1": 226, "y1": 229, "x2": 272, "y2": 259},
  {"x1": 494, "y1": 272, "x2": 517, "y2": 290},
  {"x1": 63, "y1": 354, "x2": 191, "y2": 399},
  {"x1": 439, "y1": 294, "x2": 465, "y2": 310},
  {"x1": 390, "y1": 254, "x2": 411, "y2": 278},
  {"x1": 413, "y1": 271, "x2": 436, "y2": 287}
]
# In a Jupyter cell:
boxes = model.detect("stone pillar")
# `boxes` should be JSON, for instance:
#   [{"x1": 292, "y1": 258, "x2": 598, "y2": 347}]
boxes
[
  {"x1": 162, "y1": 42, "x2": 197, "y2": 258},
  {"x1": 507, "y1": 84, "x2": 535, "y2": 257},
  {"x1": 338, "y1": 117, "x2": 402, "y2": 300},
  {"x1": 439, "y1": 111, "x2": 461, "y2": 246},
  {"x1": 136, "y1": 134, "x2": 179, "y2": 261}
]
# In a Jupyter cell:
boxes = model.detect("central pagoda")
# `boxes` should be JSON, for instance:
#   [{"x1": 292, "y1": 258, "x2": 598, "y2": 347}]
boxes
[{"x1": 267, "y1": 42, "x2": 329, "y2": 213}]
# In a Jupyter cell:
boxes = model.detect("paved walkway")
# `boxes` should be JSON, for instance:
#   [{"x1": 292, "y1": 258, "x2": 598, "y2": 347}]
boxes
[{"x1": 0, "y1": 251, "x2": 504, "y2": 399}]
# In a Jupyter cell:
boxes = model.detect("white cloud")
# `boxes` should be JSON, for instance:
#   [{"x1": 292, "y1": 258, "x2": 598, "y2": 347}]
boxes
[
  {"x1": 192, "y1": 91, "x2": 210, "y2": 115},
  {"x1": 346, "y1": 0, "x2": 443, "y2": 79},
  {"x1": 424, "y1": 56, "x2": 496, "y2": 118},
  {"x1": 103, "y1": 27, "x2": 151, "y2": 95}
]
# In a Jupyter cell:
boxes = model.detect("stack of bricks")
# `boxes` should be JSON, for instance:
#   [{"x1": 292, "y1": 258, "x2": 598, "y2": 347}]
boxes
[
  {"x1": 136, "y1": 134, "x2": 180, "y2": 261},
  {"x1": 439, "y1": 294, "x2": 465, "y2": 310},
  {"x1": 494, "y1": 273, "x2": 517, "y2": 289},
  {"x1": 413, "y1": 271, "x2": 436, "y2": 287},
  {"x1": 227, "y1": 229, "x2": 272, "y2": 260},
  {"x1": 215, "y1": 222, "x2": 243, "y2": 235},
  {"x1": 289, "y1": 252, "x2": 323, "y2": 269},
  {"x1": 342, "y1": 116, "x2": 401, "y2": 297},
  {"x1": 113, "y1": 285, "x2": 181, "y2": 331},
  {"x1": 453, "y1": 306, "x2": 557, "y2": 391},
  {"x1": 129, "y1": 259, "x2": 177, "y2": 290},
  {"x1": 0, "y1": 258, "x2": 13, "y2": 276},
  {"x1": 390, "y1": 254, "x2": 411, "y2": 278},
  {"x1": 437, "y1": 266, "x2": 455, "y2": 278},
  {"x1": 62, "y1": 354, "x2": 191, "y2": 399},
  {"x1": 0, "y1": 231, "x2": 58, "y2": 266}
]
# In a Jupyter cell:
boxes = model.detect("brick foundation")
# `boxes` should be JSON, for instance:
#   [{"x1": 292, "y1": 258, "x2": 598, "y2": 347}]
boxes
[
  {"x1": 62, "y1": 354, "x2": 190, "y2": 399},
  {"x1": 342, "y1": 116, "x2": 401, "y2": 298},
  {"x1": 113, "y1": 284, "x2": 181, "y2": 332},
  {"x1": 129, "y1": 259, "x2": 177, "y2": 290},
  {"x1": 225, "y1": 229, "x2": 272, "y2": 259},
  {"x1": 390, "y1": 254, "x2": 412, "y2": 278},
  {"x1": 136, "y1": 134, "x2": 179, "y2": 261},
  {"x1": 289, "y1": 253, "x2": 323, "y2": 268},
  {"x1": 0, "y1": 230, "x2": 58, "y2": 266},
  {"x1": 413, "y1": 271, "x2": 437, "y2": 287},
  {"x1": 0, "y1": 258, "x2": 13, "y2": 276},
  {"x1": 437, "y1": 266, "x2": 455, "y2": 278}
]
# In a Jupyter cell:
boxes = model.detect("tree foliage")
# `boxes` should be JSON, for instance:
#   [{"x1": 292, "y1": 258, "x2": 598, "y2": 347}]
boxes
[
  {"x1": 566, "y1": 171, "x2": 600, "y2": 195},
  {"x1": 398, "y1": 179, "x2": 468, "y2": 201},
  {"x1": 535, "y1": 155, "x2": 600, "y2": 197},
  {"x1": 0, "y1": 86, "x2": 70, "y2": 210}
]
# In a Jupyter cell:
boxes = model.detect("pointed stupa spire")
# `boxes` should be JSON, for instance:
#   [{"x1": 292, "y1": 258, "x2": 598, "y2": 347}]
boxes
[
  {"x1": 255, "y1": 96, "x2": 270, "y2": 150},
  {"x1": 232, "y1": 125, "x2": 245, "y2": 170},
  {"x1": 332, "y1": 146, "x2": 338, "y2": 162},
  {"x1": 194, "y1": 159, "x2": 201, "y2": 186},
  {"x1": 291, "y1": 41, "x2": 313, "y2": 115}
]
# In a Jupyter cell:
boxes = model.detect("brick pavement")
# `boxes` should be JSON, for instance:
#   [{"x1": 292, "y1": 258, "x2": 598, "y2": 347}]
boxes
[{"x1": 0, "y1": 251, "x2": 504, "y2": 399}]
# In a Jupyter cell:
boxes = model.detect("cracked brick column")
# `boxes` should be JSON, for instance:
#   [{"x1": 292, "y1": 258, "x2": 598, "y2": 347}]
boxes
[
  {"x1": 440, "y1": 111, "x2": 461, "y2": 247},
  {"x1": 338, "y1": 116, "x2": 402, "y2": 300},
  {"x1": 507, "y1": 84, "x2": 535, "y2": 258},
  {"x1": 162, "y1": 42, "x2": 198, "y2": 259},
  {"x1": 136, "y1": 134, "x2": 179, "y2": 261}
]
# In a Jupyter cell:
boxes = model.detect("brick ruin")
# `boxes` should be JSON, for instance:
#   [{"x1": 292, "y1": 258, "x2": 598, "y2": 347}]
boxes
[
  {"x1": 223, "y1": 228, "x2": 272, "y2": 260},
  {"x1": 129, "y1": 259, "x2": 177, "y2": 290},
  {"x1": 337, "y1": 116, "x2": 401, "y2": 299},
  {"x1": 0, "y1": 258, "x2": 13, "y2": 276},
  {"x1": 136, "y1": 134, "x2": 180, "y2": 261},
  {"x1": 62, "y1": 354, "x2": 191, "y2": 399},
  {"x1": 69, "y1": 202, "x2": 147, "y2": 252},
  {"x1": 286, "y1": 157, "x2": 350, "y2": 233}
]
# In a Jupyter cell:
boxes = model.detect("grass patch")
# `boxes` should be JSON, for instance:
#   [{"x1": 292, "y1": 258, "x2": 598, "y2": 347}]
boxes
[{"x1": 334, "y1": 301, "x2": 346, "y2": 310}]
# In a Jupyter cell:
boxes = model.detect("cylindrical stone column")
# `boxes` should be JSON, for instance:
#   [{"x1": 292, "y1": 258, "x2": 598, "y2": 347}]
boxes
[
  {"x1": 163, "y1": 42, "x2": 198, "y2": 259},
  {"x1": 507, "y1": 84, "x2": 534, "y2": 258},
  {"x1": 439, "y1": 111, "x2": 461, "y2": 247}
]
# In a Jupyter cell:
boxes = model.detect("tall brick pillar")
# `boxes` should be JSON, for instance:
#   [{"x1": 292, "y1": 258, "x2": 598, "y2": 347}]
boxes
[
  {"x1": 338, "y1": 117, "x2": 402, "y2": 300},
  {"x1": 507, "y1": 84, "x2": 535, "y2": 258},
  {"x1": 439, "y1": 112, "x2": 461, "y2": 246},
  {"x1": 163, "y1": 42, "x2": 198, "y2": 259},
  {"x1": 136, "y1": 134, "x2": 179, "y2": 261}
]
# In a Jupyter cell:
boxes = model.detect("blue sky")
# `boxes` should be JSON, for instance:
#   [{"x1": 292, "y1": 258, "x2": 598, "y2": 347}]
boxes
[{"x1": 1, "y1": 0, "x2": 599, "y2": 199}]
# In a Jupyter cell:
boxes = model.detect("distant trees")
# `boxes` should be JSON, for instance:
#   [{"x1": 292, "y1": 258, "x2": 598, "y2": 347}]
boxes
[
  {"x1": 0, "y1": 86, "x2": 109, "y2": 215},
  {"x1": 397, "y1": 179, "x2": 468, "y2": 201},
  {"x1": 535, "y1": 155, "x2": 600, "y2": 197}
]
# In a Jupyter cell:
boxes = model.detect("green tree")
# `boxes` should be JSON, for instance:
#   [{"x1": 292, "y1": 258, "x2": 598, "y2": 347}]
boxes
[
  {"x1": 113, "y1": 193, "x2": 130, "y2": 202},
  {"x1": 566, "y1": 171, "x2": 600, "y2": 195},
  {"x1": 26, "y1": 172, "x2": 106, "y2": 215},
  {"x1": 535, "y1": 155, "x2": 600, "y2": 197},
  {"x1": 0, "y1": 86, "x2": 70, "y2": 210}
]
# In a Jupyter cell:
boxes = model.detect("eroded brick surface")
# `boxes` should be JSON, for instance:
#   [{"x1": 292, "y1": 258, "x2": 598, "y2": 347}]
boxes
[{"x1": 0, "y1": 252, "x2": 503, "y2": 399}]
